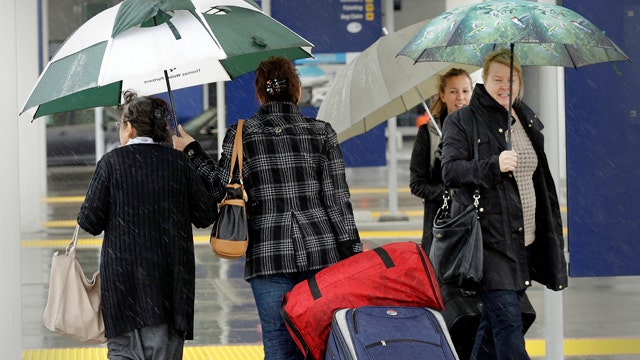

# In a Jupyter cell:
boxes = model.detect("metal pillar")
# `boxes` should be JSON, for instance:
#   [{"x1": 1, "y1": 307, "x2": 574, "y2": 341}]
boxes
[
  {"x1": 18, "y1": 0, "x2": 47, "y2": 233},
  {"x1": 379, "y1": 0, "x2": 408, "y2": 222},
  {"x1": 2, "y1": 0, "x2": 24, "y2": 356},
  {"x1": 524, "y1": 59, "x2": 567, "y2": 360}
]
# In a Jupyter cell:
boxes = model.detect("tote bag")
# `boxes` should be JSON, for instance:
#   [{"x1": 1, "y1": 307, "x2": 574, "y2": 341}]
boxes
[{"x1": 43, "y1": 225, "x2": 106, "y2": 343}]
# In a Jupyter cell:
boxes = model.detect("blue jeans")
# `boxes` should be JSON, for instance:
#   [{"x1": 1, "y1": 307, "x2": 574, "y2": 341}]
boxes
[
  {"x1": 471, "y1": 290, "x2": 530, "y2": 360},
  {"x1": 249, "y1": 270, "x2": 319, "y2": 360}
]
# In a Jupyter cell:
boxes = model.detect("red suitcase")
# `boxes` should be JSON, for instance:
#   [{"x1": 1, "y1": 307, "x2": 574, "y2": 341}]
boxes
[{"x1": 281, "y1": 241, "x2": 444, "y2": 360}]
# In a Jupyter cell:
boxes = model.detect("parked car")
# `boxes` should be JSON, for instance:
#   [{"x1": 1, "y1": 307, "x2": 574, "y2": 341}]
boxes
[
  {"x1": 180, "y1": 108, "x2": 218, "y2": 157},
  {"x1": 46, "y1": 107, "x2": 218, "y2": 167}
]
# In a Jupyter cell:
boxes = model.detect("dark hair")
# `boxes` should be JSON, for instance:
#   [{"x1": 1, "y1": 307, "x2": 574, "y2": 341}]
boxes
[
  {"x1": 254, "y1": 56, "x2": 301, "y2": 103},
  {"x1": 430, "y1": 68, "x2": 473, "y2": 118},
  {"x1": 121, "y1": 90, "x2": 171, "y2": 144}
]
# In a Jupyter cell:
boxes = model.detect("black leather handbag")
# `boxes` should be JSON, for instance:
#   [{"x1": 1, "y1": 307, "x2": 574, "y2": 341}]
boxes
[
  {"x1": 430, "y1": 117, "x2": 482, "y2": 289},
  {"x1": 210, "y1": 120, "x2": 248, "y2": 260},
  {"x1": 431, "y1": 192, "x2": 483, "y2": 288}
]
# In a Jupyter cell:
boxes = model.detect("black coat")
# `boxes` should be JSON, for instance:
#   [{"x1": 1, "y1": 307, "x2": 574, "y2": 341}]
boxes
[
  {"x1": 410, "y1": 116, "x2": 446, "y2": 251},
  {"x1": 441, "y1": 84, "x2": 568, "y2": 291},
  {"x1": 78, "y1": 144, "x2": 217, "y2": 339}
]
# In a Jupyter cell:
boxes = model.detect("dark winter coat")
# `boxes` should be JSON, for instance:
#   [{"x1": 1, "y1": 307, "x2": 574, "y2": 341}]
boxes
[
  {"x1": 410, "y1": 114, "x2": 446, "y2": 252},
  {"x1": 440, "y1": 84, "x2": 568, "y2": 291},
  {"x1": 78, "y1": 144, "x2": 217, "y2": 339}
]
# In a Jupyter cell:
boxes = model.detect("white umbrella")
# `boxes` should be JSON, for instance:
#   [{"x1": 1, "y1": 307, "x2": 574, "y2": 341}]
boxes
[{"x1": 317, "y1": 19, "x2": 477, "y2": 143}]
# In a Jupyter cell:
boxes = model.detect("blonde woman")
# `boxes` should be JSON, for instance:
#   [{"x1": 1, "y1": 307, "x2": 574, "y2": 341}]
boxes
[{"x1": 440, "y1": 49, "x2": 568, "y2": 359}]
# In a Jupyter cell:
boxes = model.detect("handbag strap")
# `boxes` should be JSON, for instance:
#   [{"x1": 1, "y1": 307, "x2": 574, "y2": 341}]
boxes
[
  {"x1": 227, "y1": 120, "x2": 245, "y2": 184},
  {"x1": 441, "y1": 115, "x2": 480, "y2": 210},
  {"x1": 65, "y1": 225, "x2": 80, "y2": 258},
  {"x1": 471, "y1": 117, "x2": 480, "y2": 207}
]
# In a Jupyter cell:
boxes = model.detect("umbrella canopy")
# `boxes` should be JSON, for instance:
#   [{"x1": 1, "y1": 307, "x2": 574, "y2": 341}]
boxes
[
  {"x1": 397, "y1": 0, "x2": 631, "y2": 67},
  {"x1": 397, "y1": 0, "x2": 631, "y2": 146},
  {"x1": 317, "y1": 19, "x2": 477, "y2": 143},
  {"x1": 21, "y1": 0, "x2": 313, "y2": 121}
]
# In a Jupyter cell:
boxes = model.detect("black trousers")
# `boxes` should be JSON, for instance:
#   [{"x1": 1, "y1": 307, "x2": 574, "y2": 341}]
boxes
[{"x1": 107, "y1": 324, "x2": 185, "y2": 360}]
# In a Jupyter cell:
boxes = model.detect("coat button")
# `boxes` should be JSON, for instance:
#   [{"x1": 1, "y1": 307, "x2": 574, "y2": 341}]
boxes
[
  {"x1": 274, "y1": 126, "x2": 282, "y2": 133},
  {"x1": 498, "y1": 128, "x2": 504, "y2": 133},
  {"x1": 187, "y1": 149, "x2": 195, "y2": 157},
  {"x1": 518, "y1": 227, "x2": 523, "y2": 232},
  {"x1": 508, "y1": 173, "x2": 513, "y2": 178},
  {"x1": 525, "y1": 281, "x2": 530, "y2": 286},
  {"x1": 479, "y1": 207, "x2": 484, "y2": 212}
]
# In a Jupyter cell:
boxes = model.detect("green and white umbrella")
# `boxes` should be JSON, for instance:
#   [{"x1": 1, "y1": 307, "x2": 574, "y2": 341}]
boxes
[{"x1": 21, "y1": 0, "x2": 313, "y2": 123}]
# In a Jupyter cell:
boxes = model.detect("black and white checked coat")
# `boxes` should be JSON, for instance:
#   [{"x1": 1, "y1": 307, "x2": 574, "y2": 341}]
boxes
[
  {"x1": 185, "y1": 102, "x2": 362, "y2": 280},
  {"x1": 441, "y1": 84, "x2": 568, "y2": 292}
]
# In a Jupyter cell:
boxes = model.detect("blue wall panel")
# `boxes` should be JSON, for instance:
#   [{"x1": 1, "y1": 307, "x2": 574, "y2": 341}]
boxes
[{"x1": 564, "y1": 0, "x2": 640, "y2": 276}]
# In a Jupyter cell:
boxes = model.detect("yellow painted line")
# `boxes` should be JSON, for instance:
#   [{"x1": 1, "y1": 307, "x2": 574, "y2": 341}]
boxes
[
  {"x1": 43, "y1": 220, "x2": 77, "y2": 228},
  {"x1": 37, "y1": 194, "x2": 568, "y2": 242},
  {"x1": 41, "y1": 193, "x2": 568, "y2": 214},
  {"x1": 42, "y1": 191, "x2": 570, "y2": 211},
  {"x1": 350, "y1": 187, "x2": 412, "y2": 194},
  {"x1": 526, "y1": 337, "x2": 640, "y2": 357},
  {"x1": 359, "y1": 230, "x2": 422, "y2": 238},
  {"x1": 22, "y1": 231, "x2": 423, "y2": 249},
  {"x1": 371, "y1": 210, "x2": 423, "y2": 217},
  {"x1": 43, "y1": 196, "x2": 85, "y2": 203},
  {"x1": 43, "y1": 188, "x2": 415, "y2": 203},
  {"x1": 23, "y1": 345, "x2": 265, "y2": 360},
  {"x1": 184, "y1": 345, "x2": 264, "y2": 359},
  {"x1": 21, "y1": 238, "x2": 103, "y2": 248},
  {"x1": 21, "y1": 338, "x2": 640, "y2": 359}
]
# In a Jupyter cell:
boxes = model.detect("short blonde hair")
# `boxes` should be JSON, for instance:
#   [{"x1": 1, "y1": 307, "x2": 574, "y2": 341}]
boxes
[{"x1": 482, "y1": 48, "x2": 524, "y2": 100}]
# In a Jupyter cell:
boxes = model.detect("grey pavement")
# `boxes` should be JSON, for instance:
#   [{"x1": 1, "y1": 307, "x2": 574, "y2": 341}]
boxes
[{"x1": 21, "y1": 153, "x2": 640, "y2": 359}]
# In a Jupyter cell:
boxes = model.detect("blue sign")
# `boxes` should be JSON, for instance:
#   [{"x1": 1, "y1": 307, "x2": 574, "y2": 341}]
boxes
[
  {"x1": 564, "y1": 0, "x2": 640, "y2": 277},
  {"x1": 225, "y1": 0, "x2": 385, "y2": 167}
]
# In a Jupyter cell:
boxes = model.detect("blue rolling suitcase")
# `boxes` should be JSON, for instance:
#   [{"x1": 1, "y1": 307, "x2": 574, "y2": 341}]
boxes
[{"x1": 326, "y1": 306, "x2": 459, "y2": 360}]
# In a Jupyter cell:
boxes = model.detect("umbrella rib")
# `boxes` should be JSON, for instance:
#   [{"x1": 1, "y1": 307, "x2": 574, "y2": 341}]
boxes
[
  {"x1": 165, "y1": 19, "x2": 182, "y2": 40},
  {"x1": 563, "y1": 44, "x2": 579, "y2": 69},
  {"x1": 188, "y1": 9, "x2": 223, "y2": 49},
  {"x1": 414, "y1": 87, "x2": 441, "y2": 138}
]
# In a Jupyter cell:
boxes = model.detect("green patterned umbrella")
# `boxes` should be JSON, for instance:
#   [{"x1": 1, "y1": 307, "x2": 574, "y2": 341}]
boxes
[
  {"x1": 398, "y1": 0, "x2": 630, "y2": 67},
  {"x1": 397, "y1": 0, "x2": 631, "y2": 145}
]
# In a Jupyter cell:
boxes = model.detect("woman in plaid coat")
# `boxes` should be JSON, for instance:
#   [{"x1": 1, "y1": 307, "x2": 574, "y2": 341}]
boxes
[{"x1": 173, "y1": 56, "x2": 362, "y2": 360}]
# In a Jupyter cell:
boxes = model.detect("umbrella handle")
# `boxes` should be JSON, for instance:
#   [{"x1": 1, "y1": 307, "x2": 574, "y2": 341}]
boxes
[
  {"x1": 164, "y1": 69, "x2": 181, "y2": 137},
  {"x1": 507, "y1": 43, "x2": 514, "y2": 150}
]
